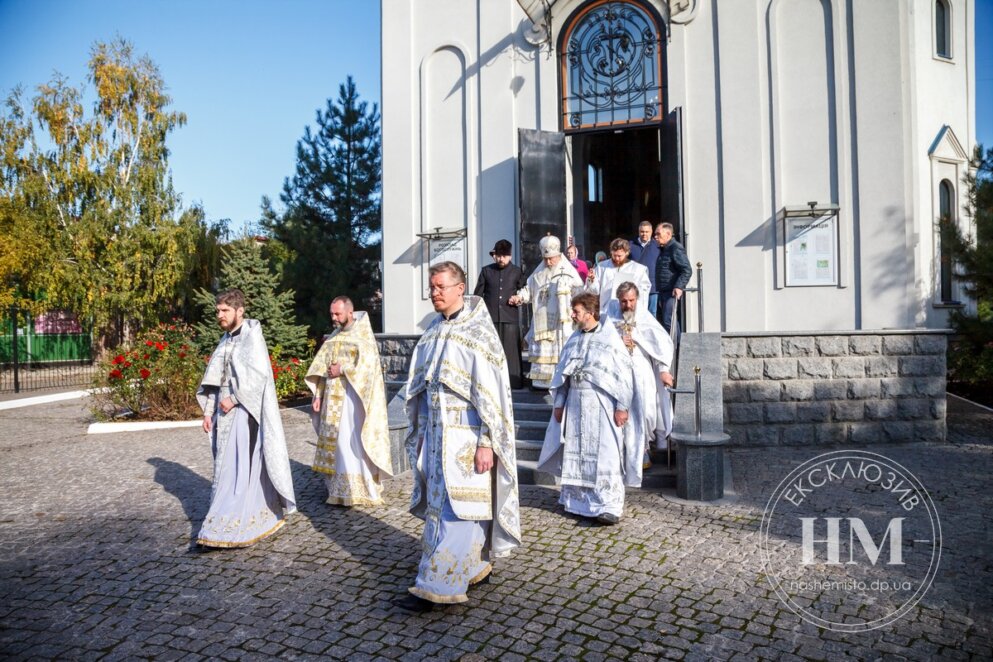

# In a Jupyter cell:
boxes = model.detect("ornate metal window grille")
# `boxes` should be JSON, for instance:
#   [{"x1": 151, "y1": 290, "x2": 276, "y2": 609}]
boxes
[{"x1": 559, "y1": 0, "x2": 664, "y2": 131}]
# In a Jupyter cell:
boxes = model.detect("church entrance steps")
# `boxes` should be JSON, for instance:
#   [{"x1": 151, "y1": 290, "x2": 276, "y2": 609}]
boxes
[
  {"x1": 511, "y1": 388, "x2": 553, "y2": 485},
  {"x1": 641, "y1": 452, "x2": 678, "y2": 489}
]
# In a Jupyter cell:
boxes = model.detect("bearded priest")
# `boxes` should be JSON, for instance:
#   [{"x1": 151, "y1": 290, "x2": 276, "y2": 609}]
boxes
[
  {"x1": 196, "y1": 289, "x2": 296, "y2": 548},
  {"x1": 305, "y1": 296, "x2": 393, "y2": 506}
]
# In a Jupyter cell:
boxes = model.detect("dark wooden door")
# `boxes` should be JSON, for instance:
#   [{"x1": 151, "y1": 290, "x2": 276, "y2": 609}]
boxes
[{"x1": 518, "y1": 129, "x2": 567, "y2": 275}]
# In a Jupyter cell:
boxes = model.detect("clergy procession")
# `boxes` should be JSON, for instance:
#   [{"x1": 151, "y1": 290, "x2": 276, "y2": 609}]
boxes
[{"x1": 193, "y1": 229, "x2": 680, "y2": 612}]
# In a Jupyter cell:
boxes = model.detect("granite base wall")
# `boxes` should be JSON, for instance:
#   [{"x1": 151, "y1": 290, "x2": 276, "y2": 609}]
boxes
[
  {"x1": 722, "y1": 331, "x2": 948, "y2": 446},
  {"x1": 376, "y1": 334, "x2": 420, "y2": 475}
]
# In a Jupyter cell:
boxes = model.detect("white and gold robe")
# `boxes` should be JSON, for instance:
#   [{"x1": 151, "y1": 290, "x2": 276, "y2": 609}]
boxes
[
  {"x1": 196, "y1": 319, "x2": 296, "y2": 547},
  {"x1": 586, "y1": 259, "x2": 652, "y2": 315},
  {"x1": 405, "y1": 296, "x2": 521, "y2": 603},
  {"x1": 516, "y1": 258, "x2": 584, "y2": 388},
  {"x1": 537, "y1": 320, "x2": 643, "y2": 518},
  {"x1": 605, "y1": 300, "x2": 675, "y2": 449},
  {"x1": 305, "y1": 312, "x2": 392, "y2": 506}
]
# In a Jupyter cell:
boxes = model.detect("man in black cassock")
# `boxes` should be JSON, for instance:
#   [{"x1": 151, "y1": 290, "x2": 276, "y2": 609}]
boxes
[{"x1": 474, "y1": 239, "x2": 527, "y2": 389}]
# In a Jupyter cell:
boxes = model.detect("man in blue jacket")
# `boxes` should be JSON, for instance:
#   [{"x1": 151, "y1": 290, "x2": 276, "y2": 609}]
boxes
[
  {"x1": 654, "y1": 222, "x2": 692, "y2": 344},
  {"x1": 628, "y1": 220, "x2": 661, "y2": 316}
]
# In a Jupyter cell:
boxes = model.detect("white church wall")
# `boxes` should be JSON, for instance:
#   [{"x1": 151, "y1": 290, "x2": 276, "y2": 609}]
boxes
[
  {"x1": 849, "y1": 0, "x2": 916, "y2": 330},
  {"x1": 381, "y1": 0, "x2": 973, "y2": 334},
  {"x1": 909, "y1": 0, "x2": 974, "y2": 327}
]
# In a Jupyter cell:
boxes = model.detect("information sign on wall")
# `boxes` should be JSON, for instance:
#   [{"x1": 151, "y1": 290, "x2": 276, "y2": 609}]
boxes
[
  {"x1": 419, "y1": 230, "x2": 467, "y2": 298},
  {"x1": 784, "y1": 216, "x2": 838, "y2": 287}
]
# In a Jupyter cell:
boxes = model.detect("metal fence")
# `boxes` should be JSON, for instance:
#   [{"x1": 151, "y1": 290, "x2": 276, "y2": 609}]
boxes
[{"x1": 1, "y1": 307, "x2": 96, "y2": 394}]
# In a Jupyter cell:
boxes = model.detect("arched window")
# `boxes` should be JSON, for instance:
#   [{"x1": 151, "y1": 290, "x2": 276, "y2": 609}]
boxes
[
  {"x1": 559, "y1": 0, "x2": 665, "y2": 131},
  {"x1": 938, "y1": 179, "x2": 955, "y2": 302},
  {"x1": 935, "y1": 0, "x2": 951, "y2": 58}
]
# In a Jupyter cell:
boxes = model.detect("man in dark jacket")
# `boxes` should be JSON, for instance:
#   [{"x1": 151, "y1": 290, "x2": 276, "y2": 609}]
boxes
[
  {"x1": 629, "y1": 220, "x2": 661, "y2": 316},
  {"x1": 654, "y1": 222, "x2": 692, "y2": 344},
  {"x1": 474, "y1": 239, "x2": 527, "y2": 388}
]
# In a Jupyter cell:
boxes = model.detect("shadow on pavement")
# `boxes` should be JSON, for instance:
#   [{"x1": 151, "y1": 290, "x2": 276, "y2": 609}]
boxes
[
  {"x1": 289, "y1": 459, "x2": 424, "y2": 600},
  {"x1": 147, "y1": 457, "x2": 210, "y2": 546}
]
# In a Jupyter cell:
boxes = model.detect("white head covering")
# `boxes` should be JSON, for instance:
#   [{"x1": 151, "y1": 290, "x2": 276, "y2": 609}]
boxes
[{"x1": 539, "y1": 235, "x2": 561, "y2": 258}]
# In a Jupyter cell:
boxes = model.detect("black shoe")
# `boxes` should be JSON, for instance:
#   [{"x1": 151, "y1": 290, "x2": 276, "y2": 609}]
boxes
[
  {"x1": 596, "y1": 512, "x2": 620, "y2": 525},
  {"x1": 393, "y1": 594, "x2": 434, "y2": 613},
  {"x1": 470, "y1": 574, "x2": 491, "y2": 587}
]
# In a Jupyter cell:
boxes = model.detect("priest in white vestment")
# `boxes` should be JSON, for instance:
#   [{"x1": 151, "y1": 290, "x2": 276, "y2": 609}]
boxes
[
  {"x1": 586, "y1": 237, "x2": 652, "y2": 315},
  {"x1": 196, "y1": 289, "x2": 296, "y2": 548},
  {"x1": 605, "y1": 283, "x2": 675, "y2": 457},
  {"x1": 305, "y1": 296, "x2": 393, "y2": 506},
  {"x1": 537, "y1": 292, "x2": 644, "y2": 524},
  {"x1": 397, "y1": 261, "x2": 521, "y2": 612},
  {"x1": 509, "y1": 235, "x2": 583, "y2": 389}
]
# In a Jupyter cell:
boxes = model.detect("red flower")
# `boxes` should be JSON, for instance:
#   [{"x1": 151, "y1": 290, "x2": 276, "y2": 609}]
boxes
[
  {"x1": 180, "y1": 344, "x2": 188, "y2": 350},
  {"x1": 145, "y1": 340, "x2": 154, "y2": 347},
  {"x1": 168, "y1": 325, "x2": 176, "y2": 331},
  {"x1": 112, "y1": 355, "x2": 125, "y2": 365},
  {"x1": 108, "y1": 368, "x2": 123, "y2": 380},
  {"x1": 124, "y1": 361, "x2": 132, "y2": 368},
  {"x1": 154, "y1": 342, "x2": 165, "y2": 351},
  {"x1": 291, "y1": 357, "x2": 300, "y2": 365},
  {"x1": 178, "y1": 352, "x2": 187, "y2": 358},
  {"x1": 139, "y1": 368, "x2": 151, "y2": 379},
  {"x1": 143, "y1": 354, "x2": 150, "y2": 360}
]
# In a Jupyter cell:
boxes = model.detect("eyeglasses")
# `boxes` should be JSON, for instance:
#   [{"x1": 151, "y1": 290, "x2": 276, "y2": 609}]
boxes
[{"x1": 428, "y1": 283, "x2": 462, "y2": 294}]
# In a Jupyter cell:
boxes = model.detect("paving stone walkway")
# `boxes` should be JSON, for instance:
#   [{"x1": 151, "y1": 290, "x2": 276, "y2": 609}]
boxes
[{"x1": 0, "y1": 394, "x2": 990, "y2": 660}]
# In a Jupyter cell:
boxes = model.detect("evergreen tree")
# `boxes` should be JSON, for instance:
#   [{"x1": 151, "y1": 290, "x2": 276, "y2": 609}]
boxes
[
  {"x1": 943, "y1": 145, "x2": 993, "y2": 385},
  {"x1": 193, "y1": 238, "x2": 309, "y2": 356},
  {"x1": 264, "y1": 76, "x2": 382, "y2": 335}
]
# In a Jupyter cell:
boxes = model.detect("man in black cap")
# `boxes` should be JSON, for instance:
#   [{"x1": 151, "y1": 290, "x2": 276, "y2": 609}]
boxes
[{"x1": 474, "y1": 239, "x2": 527, "y2": 389}]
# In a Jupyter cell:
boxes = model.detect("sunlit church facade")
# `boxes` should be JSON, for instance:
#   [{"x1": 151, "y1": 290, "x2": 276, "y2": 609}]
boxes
[
  {"x1": 376, "y1": 0, "x2": 976, "y2": 447},
  {"x1": 379, "y1": 0, "x2": 975, "y2": 336}
]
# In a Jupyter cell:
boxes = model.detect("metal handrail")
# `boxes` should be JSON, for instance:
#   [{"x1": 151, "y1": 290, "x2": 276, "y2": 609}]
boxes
[{"x1": 677, "y1": 261, "x2": 705, "y2": 333}]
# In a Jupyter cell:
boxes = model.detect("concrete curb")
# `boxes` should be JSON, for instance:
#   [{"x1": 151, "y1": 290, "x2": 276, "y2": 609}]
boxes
[
  {"x1": 0, "y1": 390, "x2": 91, "y2": 410},
  {"x1": 87, "y1": 420, "x2": 202, "y2": 434}
]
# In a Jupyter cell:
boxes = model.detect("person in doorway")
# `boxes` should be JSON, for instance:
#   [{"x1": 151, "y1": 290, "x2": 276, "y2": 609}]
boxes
[
  {"x1": 508, "y1": 235, "x2": 584, "y2": 389},
  {"x1": 397, "y1": 261, "x2": 521, "y2": 611},
  {"x1": 604, "y1": 282, "x2": 675, "y2": 467},
  {"x1": 305, "y1": 296, "x2": 393, "y2": 506},
  {"x1": 474, "y1": 240, "x2": 527, "y2": 389},
  {"x1": 565, "y1": 243, "x2": 589, "y2": 283},
  {"x1": 586, "y1": 238, "x2": 652, "y2": 315},
  {"x1": 654, "y1": 222, "x2": 693, "y2": 344},
  {"x1": 196, "y1": 289, "x2": 296, "y2": 548},
  {"x1": 537, "y1": 292, "x2": 643, "y2": 524},
  {"x1": 629, "y1": 220, "x2": 662, "y2": 316}
]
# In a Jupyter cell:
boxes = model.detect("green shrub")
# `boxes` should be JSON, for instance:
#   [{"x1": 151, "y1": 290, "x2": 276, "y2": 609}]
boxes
[
  {"x1": 269, "y1": 344, "x2": 311, "y2": 401},
  {"x1": 91, "y1": 322, "x2": 204, "y2": 421}
]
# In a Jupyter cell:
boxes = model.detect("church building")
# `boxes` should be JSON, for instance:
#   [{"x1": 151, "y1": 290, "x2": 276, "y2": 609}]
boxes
[{"x1": 378, "y1": 0, "x2": 975, "y2": 445}]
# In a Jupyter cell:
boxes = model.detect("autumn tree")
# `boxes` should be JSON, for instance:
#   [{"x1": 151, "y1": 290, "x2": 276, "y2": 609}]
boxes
[
  {"x1": 264, "y1": 76, "x2": 382, "y2": 335},
  {"x1": 0, "y1": 38, "x2": 208, "y2": 343}
]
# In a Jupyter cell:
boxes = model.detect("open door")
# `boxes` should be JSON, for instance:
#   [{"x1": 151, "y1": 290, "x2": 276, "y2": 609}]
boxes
[
  {"x1": 660, "y1": 107, "x2": 685, "y2": 243},
  {"x1": 518, "y1": 129, "x2": 567, "y2": 274}
]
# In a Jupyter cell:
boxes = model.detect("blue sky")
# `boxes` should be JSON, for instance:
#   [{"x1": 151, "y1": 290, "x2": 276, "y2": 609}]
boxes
[
  {"x1": 0, "y1": 0, "x2": 990, "y2": 231},
  {"x1": 0, "y1": 0, "x2": 381, "y2": 230}
]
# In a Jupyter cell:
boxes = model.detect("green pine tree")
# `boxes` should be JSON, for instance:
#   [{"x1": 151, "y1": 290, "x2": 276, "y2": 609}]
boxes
[
  {"x1": 264, "y1": 75, "x2": 382, "y2": 335},
  {"x1": 193, "y1": 237, "x2": 309, "y2": 356},
  {"x1": 944, "y1": 145, "x2": 993, "y2": 386}
]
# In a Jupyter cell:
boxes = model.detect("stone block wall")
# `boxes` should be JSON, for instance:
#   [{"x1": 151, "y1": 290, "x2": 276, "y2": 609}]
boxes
[
  {"x1": 376, "y1": 334, "x2": 420, "y2": 384},
  {"x1": 722, "y1": 331, "x2": 948, "y2": 446}
]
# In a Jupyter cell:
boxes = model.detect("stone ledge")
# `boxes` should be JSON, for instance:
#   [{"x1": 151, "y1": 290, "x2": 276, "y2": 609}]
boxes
[{"x1": 722, "y1": 328, "x2": 952, "y2": 338}]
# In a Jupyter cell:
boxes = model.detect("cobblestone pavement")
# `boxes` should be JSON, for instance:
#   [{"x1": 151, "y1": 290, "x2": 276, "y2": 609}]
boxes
[{"x1": 1, "y1": 395, "x2": 991, "y2": 661}]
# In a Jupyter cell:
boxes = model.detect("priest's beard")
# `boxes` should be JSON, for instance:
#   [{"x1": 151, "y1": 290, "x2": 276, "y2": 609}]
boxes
[{"x1": 622, "y1": 310, "x2": 636, "y2": 323}]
